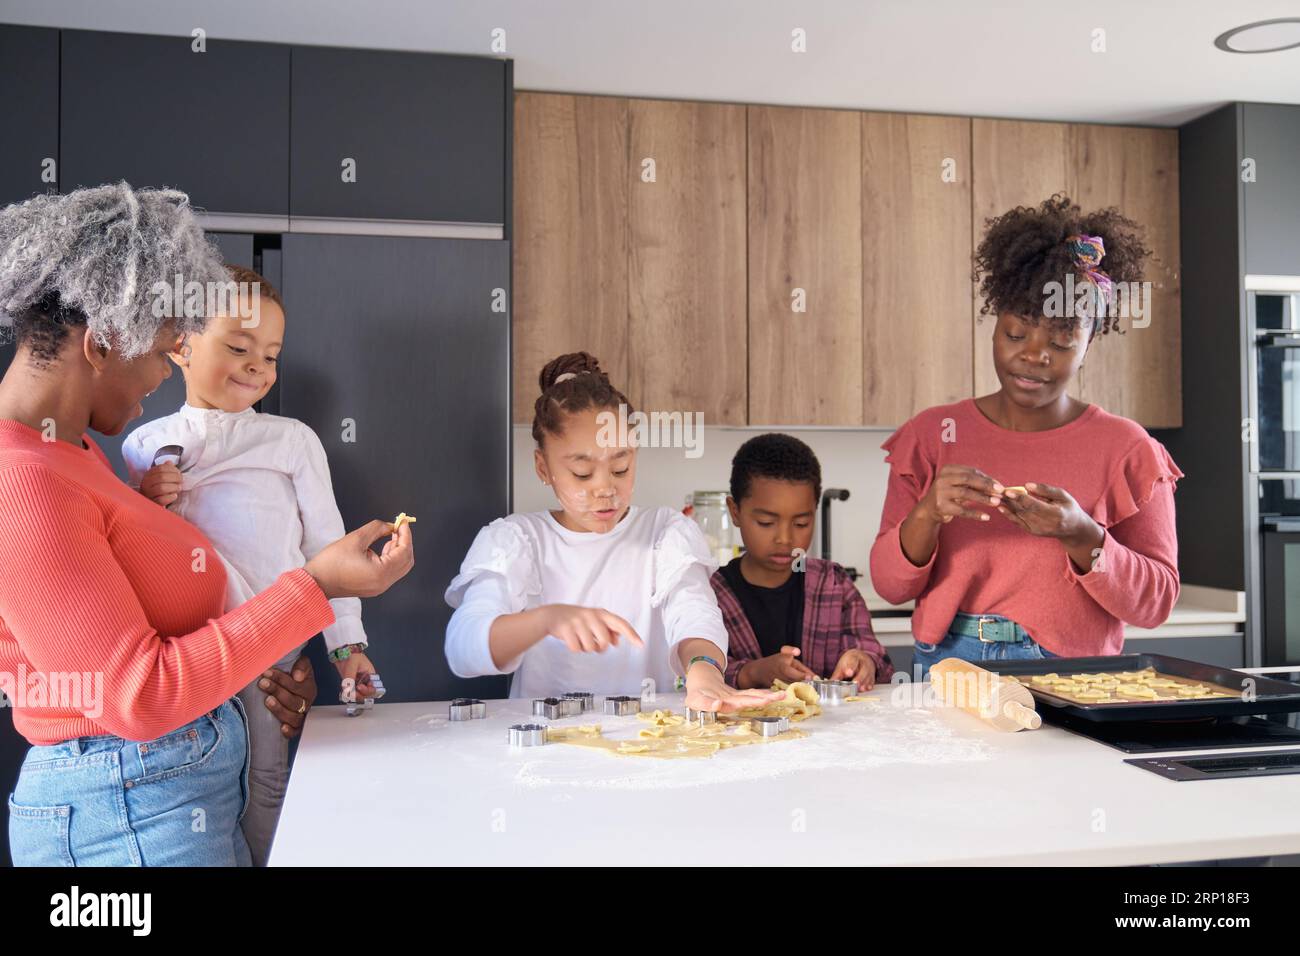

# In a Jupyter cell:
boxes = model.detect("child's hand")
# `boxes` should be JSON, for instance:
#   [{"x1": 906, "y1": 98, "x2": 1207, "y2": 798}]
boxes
[
  {"x1": 537, "y1": 604, "x2": 645, "y2": 653},
  {"x1": 685, "y1": 661, "x2": 785, "y2": 714},
  {"x1": 831, "y1": 649, "x2": 877, "y2": 691},
  {"x1": 737, "y1": 646, "x2": 816, "y2": 689},
  {"x1": 139, "y1": 462, "x2": 182, "y2": 507},
  {"x1": 334, "y1": 651, "x2": 382, "y2": 701}
]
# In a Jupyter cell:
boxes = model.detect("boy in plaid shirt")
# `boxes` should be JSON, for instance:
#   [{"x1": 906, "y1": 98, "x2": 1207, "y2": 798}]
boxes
[{"x1": 711, "y1": 434, "x2": 892, "y2": 690}]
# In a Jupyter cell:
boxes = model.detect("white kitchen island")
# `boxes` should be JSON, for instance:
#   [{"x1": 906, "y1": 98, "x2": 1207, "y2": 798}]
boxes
[{"x1": 269, "y1": 685, "x2": 1300, "y2": 866}]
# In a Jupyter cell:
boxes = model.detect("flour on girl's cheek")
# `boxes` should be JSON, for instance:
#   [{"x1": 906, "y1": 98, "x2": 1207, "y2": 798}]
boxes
[{"x1": 553, "y1": 484, "x2": 624, "y2": 517}]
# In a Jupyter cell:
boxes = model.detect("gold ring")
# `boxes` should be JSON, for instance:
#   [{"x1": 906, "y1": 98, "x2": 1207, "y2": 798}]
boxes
[{"x1": 297, "y1": 698, "x2": 307, "y2": 715}]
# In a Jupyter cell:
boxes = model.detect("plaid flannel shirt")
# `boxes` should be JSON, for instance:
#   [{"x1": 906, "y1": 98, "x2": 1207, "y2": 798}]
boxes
[{"x1": 710, "y1": 557, "x2": 893, "y2": 686}]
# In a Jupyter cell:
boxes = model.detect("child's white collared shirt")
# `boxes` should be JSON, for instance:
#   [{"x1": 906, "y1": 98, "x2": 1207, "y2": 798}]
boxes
[
  {"x1": 122, "y1": 404, "x2": 366, "y2": 652},
  {"x1": 444, "y1": 505, "x2": 727, "y2": 699}
]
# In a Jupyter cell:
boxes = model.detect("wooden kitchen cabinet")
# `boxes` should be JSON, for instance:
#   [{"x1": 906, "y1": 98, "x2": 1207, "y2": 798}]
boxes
[
  {"x1": 971, "y1": 119, "x2": 1072, "y2": 398},
  {"x1": 512, "y1": 93, "x2": 629, "y2": 424},
  {"x1": 628, "y1": 99, "x2": 747, "y2": 425},
  {"x1": 1070, "y1": 124, "x2": 1181, "y2": 428},
  {"x1": 749, "y1": 105, "x2": 864, "y2": 425},
  {"x1": 513, "y1": 103, "x2": 1182, "y2": 430},
  {"x1": 862, "y1": 112, "x2": 973, "y2": 426},
  {"x1": 970, "y1": 118, "x2": 1181, "y2": 428}
]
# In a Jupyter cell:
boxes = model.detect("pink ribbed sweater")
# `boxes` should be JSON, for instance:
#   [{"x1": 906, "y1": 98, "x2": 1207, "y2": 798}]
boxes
[
  {"x1": 869, "y1": 399, "x2": 1182, "y2": 657},
  {"x1": 0, "y1": 418, "x2": 334, "y2": 745}
]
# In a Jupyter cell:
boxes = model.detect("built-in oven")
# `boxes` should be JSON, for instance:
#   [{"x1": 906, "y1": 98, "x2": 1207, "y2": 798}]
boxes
[
  {"x1": 1261, "y1": 517, "x2": 1300, "y2": 667},
  {"x1": 1250, "y1": 286, "x2": 1300, "y2": 667},
  {"x1": 1251, "y1": 291, "x2": 1300, "y2": 472}
]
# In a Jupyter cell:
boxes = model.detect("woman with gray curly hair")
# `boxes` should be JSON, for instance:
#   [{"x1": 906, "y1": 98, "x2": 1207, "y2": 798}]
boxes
[{"x1": 0, "y1": 183, "x2": 415, "y2": 866}]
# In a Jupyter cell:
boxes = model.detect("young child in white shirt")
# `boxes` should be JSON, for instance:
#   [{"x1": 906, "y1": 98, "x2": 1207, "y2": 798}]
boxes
[
  {"x1": 123, "y1": 265, "x2": 381, "y2": 865},
  {"x1": 445, "y1": 352, "x2": 784, "y2": 713}
]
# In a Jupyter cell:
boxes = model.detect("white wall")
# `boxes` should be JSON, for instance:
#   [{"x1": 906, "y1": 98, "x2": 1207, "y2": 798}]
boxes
[{"x1": 513, "y1": 424, "x2": 895, "y2": 600}]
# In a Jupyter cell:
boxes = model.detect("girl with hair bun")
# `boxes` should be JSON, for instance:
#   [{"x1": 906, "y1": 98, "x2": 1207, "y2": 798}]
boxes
[
  {"x1": 870, "y1": 195, "x2": 1182, "y2": 678},
  {"x1": 445, "y1": 352, "x2": 784, "y2": 712}
]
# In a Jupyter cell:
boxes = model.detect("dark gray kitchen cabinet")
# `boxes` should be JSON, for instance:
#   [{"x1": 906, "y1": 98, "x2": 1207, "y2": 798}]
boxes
[
  {"x1": 290, "y1": 46, "x2": 507, "y2": 224},
  {"x1": 59, "y1": 30, "x2": 290, "y2": 214},
  {"x1": 1243, "y1": 103, "x2": 1300, "y2": 277},
  {"x1": 277, "y1": 234, "x2": 510, "y2": 704},
  {"x1": 0, "y1": 25, "x2": 59, "y2": 207}
]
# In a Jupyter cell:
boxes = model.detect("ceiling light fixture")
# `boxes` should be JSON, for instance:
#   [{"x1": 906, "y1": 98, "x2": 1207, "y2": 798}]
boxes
[{"x1": 1214, "y1": 18, "x2": 1300, "y2": 54}]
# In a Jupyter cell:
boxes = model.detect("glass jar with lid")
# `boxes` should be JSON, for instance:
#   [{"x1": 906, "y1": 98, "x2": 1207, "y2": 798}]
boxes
[{"x1": 689, "y1": 491, "x2": 741, "y2": 567}]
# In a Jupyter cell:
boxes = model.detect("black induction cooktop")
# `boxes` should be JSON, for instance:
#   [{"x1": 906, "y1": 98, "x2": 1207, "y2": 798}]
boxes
[{"x1": 1044, "y1": 706, "x2": 1300, "y2": 754}]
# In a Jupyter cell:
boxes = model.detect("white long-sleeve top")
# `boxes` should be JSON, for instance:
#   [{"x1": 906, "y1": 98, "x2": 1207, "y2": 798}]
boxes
[
  {"x1": 122, "y1": 403, "x2": 366, "y2": 652},
  {"x1": 444, "y1": 506, "x2": 728, "y2": 700}
]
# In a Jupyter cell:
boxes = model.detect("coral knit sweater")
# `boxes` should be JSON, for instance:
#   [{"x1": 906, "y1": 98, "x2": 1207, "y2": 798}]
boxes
[
  {"x1": 0, "y1": 418, "x2": 335, "y2": 745},
  {"x1": 869, "y1": 399, "x2": 1183, "y2": 657}
]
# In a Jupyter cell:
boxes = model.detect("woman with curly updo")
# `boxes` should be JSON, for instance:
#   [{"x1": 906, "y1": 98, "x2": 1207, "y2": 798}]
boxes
[{"x1": 869, "y1": 195, "x2": 1182, "y2": 678}]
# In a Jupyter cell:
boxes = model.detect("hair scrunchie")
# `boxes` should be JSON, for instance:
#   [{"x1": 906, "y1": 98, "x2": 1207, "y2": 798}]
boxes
[{"x1": 1065, "y1": 233, "x2": 1115, "y2": 318}]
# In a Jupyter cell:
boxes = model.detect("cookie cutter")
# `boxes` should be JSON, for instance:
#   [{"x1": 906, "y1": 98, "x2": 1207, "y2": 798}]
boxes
[
  {"x1": 603, "y1": 695, "x2": 641, "y2": 716},
  {"x1": 449, "y1": 698, "x2": 486, "y2": 721},
  {"x1": 812, "y1": 678, "x2": 857, "y2": 705},
  {"x1": 151, "y1": 444, "x2": 184, "y2": 468},
  {"x1": 533, "y1": 697, "x2": 569, "y2": 719},
  {"x1": 507, "y1": 723, "x2": 548, "y2": 747},
  {"x1": 684, "y1": 706, "x2": 717, "y2": 726},
  {"x1": 340, "y1": 677, "x2": 374, "y2": 717},
  {"x1": 750, "y1": 715, "x2": 790, "y2": 737},
  {"x1": 562, "y1": 691, "x2": 594, "y2": 713}
]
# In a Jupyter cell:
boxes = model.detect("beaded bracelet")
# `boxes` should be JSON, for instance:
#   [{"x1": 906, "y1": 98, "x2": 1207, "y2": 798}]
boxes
[
  {"x1": 673, "y1": 655, "x2": 726, "y2": 691},
  {"x1": 328, "y1": 642, "x2": 368, "y2": 662}
]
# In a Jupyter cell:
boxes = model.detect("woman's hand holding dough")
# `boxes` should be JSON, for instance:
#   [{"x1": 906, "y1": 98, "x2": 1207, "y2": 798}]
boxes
[
  {"x1": 998, "y1": 481, "x2": 1105, "y2": 572},
  {"x1": 304, "y1": 519, "x2": 415, "y2": 599},
  {"x1": 899, "y1": 464, "x2": 1004, "y2": 566},
  {"x1": 915, "y1": 464, "x2": 1005, "y2": 525}
]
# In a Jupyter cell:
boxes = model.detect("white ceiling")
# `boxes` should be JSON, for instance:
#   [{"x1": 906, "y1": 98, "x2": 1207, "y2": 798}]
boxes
[{"x1": 6, "y1": 0, "x2": 1300, "y2": 126}]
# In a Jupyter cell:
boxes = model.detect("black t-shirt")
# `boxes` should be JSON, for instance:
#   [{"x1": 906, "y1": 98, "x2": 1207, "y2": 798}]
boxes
[{"x1": 719, "y1": 558, "x2": 805, "y2": 658}]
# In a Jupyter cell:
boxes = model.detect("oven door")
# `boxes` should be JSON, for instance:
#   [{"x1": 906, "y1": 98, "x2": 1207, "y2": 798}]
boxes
[
  {"x1": 1262, "y1": 520, "x2": 1300, "y2": 666},
  {"x1": 1253, "y1": 291, "x2": 1300, "y2": 472}
]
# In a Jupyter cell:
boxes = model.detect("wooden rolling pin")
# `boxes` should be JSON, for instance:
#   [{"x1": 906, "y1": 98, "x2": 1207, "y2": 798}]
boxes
[{"x1": 929, "y1": 658, "x2": 1042, "y2": 732}]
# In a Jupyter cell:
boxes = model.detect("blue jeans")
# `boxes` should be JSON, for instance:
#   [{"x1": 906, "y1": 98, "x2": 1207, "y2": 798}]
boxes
[
  {"x1": 913, "y1": 615, "x2": 1057, "y2": 681},
  {"x1": 8, "y1": 698, "x2": 253, "y2": 866}
]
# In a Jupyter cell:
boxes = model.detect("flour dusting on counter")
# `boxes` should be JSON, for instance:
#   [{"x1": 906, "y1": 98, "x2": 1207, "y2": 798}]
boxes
[{"x1": 512, "y1": 699, "x2": 994, "y2": 791}]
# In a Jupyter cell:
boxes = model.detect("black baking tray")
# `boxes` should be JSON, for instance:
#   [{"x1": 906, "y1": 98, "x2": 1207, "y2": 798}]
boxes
[{"x1": 978, "y1": 654, "x2": 1300, "y2": 722}]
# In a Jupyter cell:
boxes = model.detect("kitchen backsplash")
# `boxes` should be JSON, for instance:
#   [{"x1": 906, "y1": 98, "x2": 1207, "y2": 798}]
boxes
[{"x1": 512, "y1": 425, "x2": 896, "y2": 599}]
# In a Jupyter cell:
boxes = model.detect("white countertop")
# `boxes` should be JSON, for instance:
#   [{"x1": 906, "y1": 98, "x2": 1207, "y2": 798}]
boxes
[{"x1": 271, "y1": 686, "x2": 1300, "y2": 866}]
